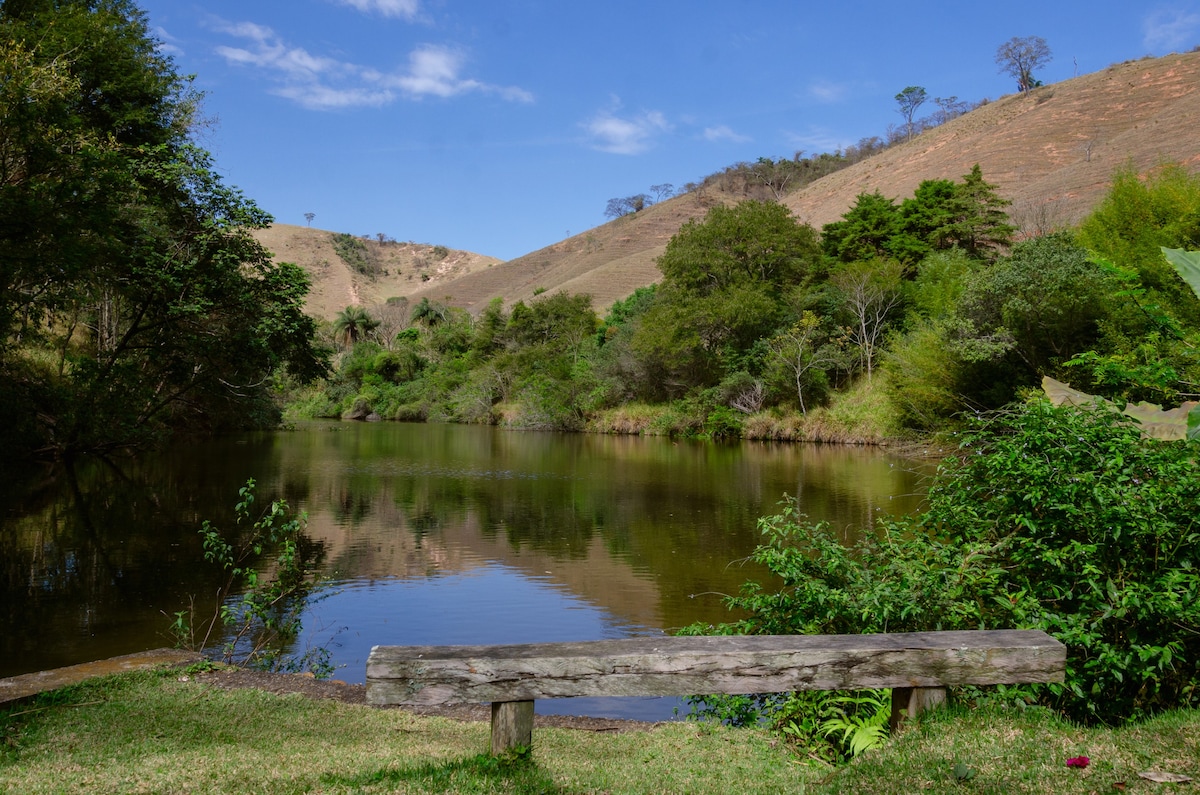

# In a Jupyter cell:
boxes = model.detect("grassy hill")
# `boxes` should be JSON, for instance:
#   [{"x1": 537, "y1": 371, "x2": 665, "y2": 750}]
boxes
[
  {"x1": 263, "y1": 50, "x2": 1200, "y2": 319},
  {"x1": 250, "y1": 224, "x2": 501, "y2": 321}
]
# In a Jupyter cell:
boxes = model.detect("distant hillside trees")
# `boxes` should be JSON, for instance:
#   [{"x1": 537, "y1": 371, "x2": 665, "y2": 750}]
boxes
[
  {"x1": 295, "y1": 159, "x2": 1200, "y2": 446},
  {"x1": 822, "y1": 165, "x2": 1015, "y2": 265}
]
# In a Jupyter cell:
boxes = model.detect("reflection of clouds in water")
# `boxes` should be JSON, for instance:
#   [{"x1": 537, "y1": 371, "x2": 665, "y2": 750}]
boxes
[
  {"x1": 300, "y1": 565, "x2": 682, "y2": 719},
  {"x1": 298, "y1": 564, "x2": 682, "y2": 719}
]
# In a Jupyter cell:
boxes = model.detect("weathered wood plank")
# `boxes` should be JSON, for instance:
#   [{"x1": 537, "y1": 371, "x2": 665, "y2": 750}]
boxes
[
  {"x1": 366, "y1": 630, "x2": 1064, "y2": 706},
  {"x1": 491, "y1": 701, "x2": 534, "y2": 755}
]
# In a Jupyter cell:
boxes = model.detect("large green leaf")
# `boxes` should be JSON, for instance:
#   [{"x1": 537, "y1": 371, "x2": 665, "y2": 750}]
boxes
[
  {"x1": 1042, "y1": 376, "x2": 1198, "y2": 441},
  {"x1": 1162, "y1": 247, "x2": 1200, "y2": 299}
]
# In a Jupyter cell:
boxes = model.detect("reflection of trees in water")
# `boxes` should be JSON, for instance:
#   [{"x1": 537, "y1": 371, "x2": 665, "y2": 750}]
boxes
[{"x1": 0, "y1": 452, "x2": 326, "y2": 678}]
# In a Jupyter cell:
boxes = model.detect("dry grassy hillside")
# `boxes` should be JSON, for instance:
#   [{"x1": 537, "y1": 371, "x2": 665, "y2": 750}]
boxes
[
  {"x1": 403, "y1": 191, "x2": 723, "y2": 313},
  {"x1": 272, "y1": 50, "x2": 1200, "y2": 318},
  {"x1": 784, "y1": 50, "x2": 1200, "y2": 232},
  {"x1": 251, "y1": 224, "x2": 501, "y2": 321}
]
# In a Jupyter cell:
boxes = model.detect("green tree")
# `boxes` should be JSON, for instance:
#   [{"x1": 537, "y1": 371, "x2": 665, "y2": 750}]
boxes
[
  {"x1": 1078, "y1": 163, "x2": 1200, "y2": 323},
  {"x1": 952, "y1": 233, "x2": 1115, "y2": 407},
  {"x1": 942, "y1": 164, "x2": 1016, "y2": 259},
  {"x1": 709, "y1": 401, "x2": 1200, "y2": 724},
  {"x1": 332, "y1": 306, "x2": 381, "y2": 348},
  {"x1": 821, "y1": 192, "x2": 901, "y2": 263},
  {"x1": 634, "y1": 201, "x2": 821, "y2": 392},
  {"x1": 0, "y1": 1, "x2": 325, "y2": 457}
]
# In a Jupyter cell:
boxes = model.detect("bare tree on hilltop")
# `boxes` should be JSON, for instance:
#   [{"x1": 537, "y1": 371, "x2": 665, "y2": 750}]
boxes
[{"x1": 996, "y1": 36, "x2": 1052, "y2": 94}]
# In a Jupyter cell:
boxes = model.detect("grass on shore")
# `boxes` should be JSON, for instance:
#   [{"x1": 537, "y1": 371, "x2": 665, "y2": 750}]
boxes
[{"x1": 2, "y1": 670, "x2": 1198, "y2": 794}]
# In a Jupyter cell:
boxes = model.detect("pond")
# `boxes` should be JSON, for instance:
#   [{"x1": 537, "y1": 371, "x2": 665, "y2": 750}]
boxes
[{"x1": 0, "y1": 421, "x2": 931, "y2": 719}]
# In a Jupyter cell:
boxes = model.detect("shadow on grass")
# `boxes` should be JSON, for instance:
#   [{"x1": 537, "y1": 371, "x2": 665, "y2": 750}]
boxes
[{"x1": 321, "y1": 753, "x2": 562, "y2": 794}]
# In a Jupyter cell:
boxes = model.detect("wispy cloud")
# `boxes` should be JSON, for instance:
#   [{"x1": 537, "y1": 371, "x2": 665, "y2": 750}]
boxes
[
  {"x1": 785, "y1": 127, "x2": 851, "y2": 156},
  {"x1": 1142, "y1": 7, "x2": 1200, "y2": 52},
  {"x1": 153, "y1": 26, "x2": 184, "y2": 57},
  {"x1": 213, "y1": 22, "x2": 532, "y2": 110},
  {"x1": 381, "y1": 45, "x2": 534, "y2": 102},
  {"x1": 807, "y1": 80, "x2": 848, "y2": 103},
  {"x1": 583, "y1": 102, "x2": 671, "y2": 154},
  {"x1": 335, "y1": 0, "x2": 420, "y2": 19},
  {"x1": 703, "y1": 125, "x2": 751, "y2": 144}
]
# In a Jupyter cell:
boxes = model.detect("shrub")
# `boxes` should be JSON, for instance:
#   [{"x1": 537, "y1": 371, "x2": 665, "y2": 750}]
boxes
[{"x1": 694, "y1": 400, "x2": 1200, "y2": 725}]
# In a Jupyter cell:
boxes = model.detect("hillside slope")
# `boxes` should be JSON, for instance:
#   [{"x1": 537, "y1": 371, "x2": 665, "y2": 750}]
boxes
[
  {"x1": 250, "y1": 224, "x2": 501, "y2": 321},
  {"x1": 784, "y1": 51, "x2": 1200, "y2": 231},
  {"x1": 270, "y1": 50, "x2": 1200, "y2": 318}
]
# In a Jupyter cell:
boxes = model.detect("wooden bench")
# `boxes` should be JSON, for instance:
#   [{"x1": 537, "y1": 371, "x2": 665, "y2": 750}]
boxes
[{"x1": 366, "y1": 629, "x2": 1065, "y2": 755}]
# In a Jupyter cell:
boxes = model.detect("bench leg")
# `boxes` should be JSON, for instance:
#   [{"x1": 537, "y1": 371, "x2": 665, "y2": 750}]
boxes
[
  {"x1": 491, "y1": 700, "x2": 534, "y2": 755},
  {"x1": 889, "y1": 686, "x2": 946, "y2": 731}
]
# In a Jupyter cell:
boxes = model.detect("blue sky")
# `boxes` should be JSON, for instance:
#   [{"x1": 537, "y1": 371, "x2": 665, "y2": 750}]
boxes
[{"x1": 139, "y1": 0, "x2": 1200, "y2": 261}]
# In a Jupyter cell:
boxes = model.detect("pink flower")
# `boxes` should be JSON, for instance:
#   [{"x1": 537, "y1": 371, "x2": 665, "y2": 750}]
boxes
[{"x1": 1066, "y1": 756, "x2": 1090, "y2": 769}]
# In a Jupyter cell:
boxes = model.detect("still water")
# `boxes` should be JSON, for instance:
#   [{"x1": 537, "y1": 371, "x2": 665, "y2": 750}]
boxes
[{"x1": 1, "y1": 421, "x2": 930, "y2": 718}]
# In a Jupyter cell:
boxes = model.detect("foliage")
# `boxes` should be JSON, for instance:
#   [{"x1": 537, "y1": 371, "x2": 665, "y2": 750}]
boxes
[
  {"x1": 0, "y1": 1, "x2": 326, "y2": 459},
  {"x1": 1078, "y1": 164, "x2": 1200, "y2": 325},
  {"x1": 951, "y1": 232, "x2": 1116, "y2": 407},
  {"x1": 634, "y1": 201, "x2": 821, "y2": 392},
  {"x1": 822, "y1": 166, "x2": 1013, "y2": 265},
  {"x1": 331, "y1": 305, "x2": 380, "y2": 348},
  {"x1": 691, "y1": 400, "x2": 1200, "y2": 725},
  {"x1": 178, "y1": 479, "x2": 330, "y2": 676},
  {"x1": 331, "y1": 232, "x2": 377, "y2": 277}
]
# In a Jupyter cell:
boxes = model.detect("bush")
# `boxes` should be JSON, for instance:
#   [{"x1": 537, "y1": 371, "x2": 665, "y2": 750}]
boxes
[{"x1": 695, "y1": 400, "x2": 1200, "y2": 724}]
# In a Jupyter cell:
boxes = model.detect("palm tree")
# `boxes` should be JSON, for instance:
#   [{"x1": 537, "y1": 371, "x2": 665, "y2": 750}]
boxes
[{"x1": 332, "y1": 305, "x2": 380, "y2": 348}]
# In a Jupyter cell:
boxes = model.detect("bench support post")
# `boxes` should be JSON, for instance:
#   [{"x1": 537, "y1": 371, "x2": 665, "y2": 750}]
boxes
[
  {"x1": 890, "y1": 686, "x2": 946, "y2": 730},
  {"x1": 491, "y1": 700, "x2": 534, "y2": 755}
]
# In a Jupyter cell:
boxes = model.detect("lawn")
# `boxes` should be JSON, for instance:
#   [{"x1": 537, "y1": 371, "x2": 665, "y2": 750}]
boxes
[{"x1": 2, "y1": 670, "x2": 1197, "y2": 793}]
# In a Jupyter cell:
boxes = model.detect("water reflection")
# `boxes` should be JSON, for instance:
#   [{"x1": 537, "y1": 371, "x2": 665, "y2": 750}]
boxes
[{"x1": 1, "y1": 421, "x2": 931, "y2": 714}]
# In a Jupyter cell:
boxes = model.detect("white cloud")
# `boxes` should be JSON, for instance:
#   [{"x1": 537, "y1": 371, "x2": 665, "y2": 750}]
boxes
[
  {"x1": 808, "y1": 80, "x2": 848, "y2": 103},
  {"x1": 583, "y1": 105, "x2": 671, "y2": 154},
  {"x1": 336, "y1": 0, "x2": 420, "y2": 19},
  {"x1": 212, "y1": 22, "x2": 532, "y2": 110},
  {"x1": 703, "y1": 125, "x2": 751, "y2": 144},
  {"x1": 153, "y1": 26, "x2": 184, "y2": 57},
  {"x1": 785, "y1": 127, "x2": 851, "y2": 156},
  {"x1": 380, "y1": 45, "x2": 533, "y2": 102},
  {"x1": 1143, "y1": 7, "x2": 1200, "y2": 52}
]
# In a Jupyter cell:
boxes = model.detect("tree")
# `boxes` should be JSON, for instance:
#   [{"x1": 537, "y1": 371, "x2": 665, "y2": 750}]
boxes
[
  {"x1": 894, "y1": 86, "x2": 927, "y2": 141},
  {"x1": 940, "y1": 164, "x2": 1016, "y2": 259},
  {"x1": 304, "y1": 212, "x2": 315, "y2": 226},
  {"x1": 821, "y1": 192, "x2": 902, "y2": 263},
  {"x1": 0, "y1": 1, "x2": 326, "y2": 456},
  {"x1": 332, "y1": 306, "x2": 380, "y2": 348},
  {"x1": 766, "y1": 312, "x2": 842, "y2": 414},
  {"x1": 634, "y1": 201, "x2": 822, "y2": 391},
  {"x1": 603, "y1": 194, "x2": 649, "y2": 219},
  {"x1": 995, "y1": 36, "x2": 1052, "y2": 94},
  {"x1": 952, "y1": 233, "x2": 1115, "y2": 407},
  {"x1": 932, "y1": 96, "x2": 969, "y2": 125},
  {"x1": 650, "y1": 183, "x2": 675, "y2": 203},
  {"x1": 830, "y1": 259, "x2": 905, "y2": 379}
]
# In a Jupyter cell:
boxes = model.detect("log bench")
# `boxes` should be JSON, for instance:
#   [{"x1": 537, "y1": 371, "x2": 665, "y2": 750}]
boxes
[{"x1": 366, "y1": 629, "x2": 1065, "y2": 755}]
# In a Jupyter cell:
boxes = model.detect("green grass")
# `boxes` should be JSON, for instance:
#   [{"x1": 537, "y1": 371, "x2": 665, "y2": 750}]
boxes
[
  {"x1": 3, "y1": 672, "x2": 1198, "y2": 794},
  {"x1": 814, "y1": 704, "x2": 1200, "y2": 795},
  {"x1": 0, "y1": 672, "x2": 798, "y2": 794}
]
